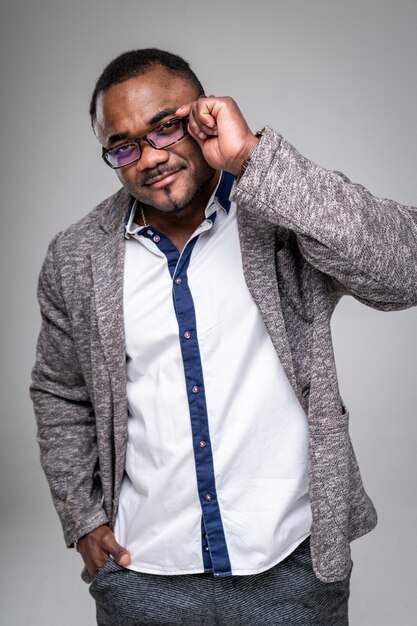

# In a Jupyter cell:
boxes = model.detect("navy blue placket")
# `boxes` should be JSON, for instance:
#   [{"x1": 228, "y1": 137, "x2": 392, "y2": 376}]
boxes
[{"x1": 139, "y1": 219, "x2": 232, "y2": 577}]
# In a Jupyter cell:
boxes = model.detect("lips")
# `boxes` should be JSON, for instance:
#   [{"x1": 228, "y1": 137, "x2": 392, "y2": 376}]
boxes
[{"x1": 145, "y1": 169, "x2": 182, "y2": 188}]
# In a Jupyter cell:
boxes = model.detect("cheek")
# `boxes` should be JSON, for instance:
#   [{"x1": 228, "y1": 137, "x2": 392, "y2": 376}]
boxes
[
  {"x1": 115, "y1": 167, "x2": 137, "y2": 190},
  {"x1": 186, "y1": 144, "x2": 211, "y2": 176},
  {"x1": 115, "y1": 170, "x2": 125, "y2": 185},
  {"x1": 189, "y1": 141, "x2": 205, "y2": 164}
]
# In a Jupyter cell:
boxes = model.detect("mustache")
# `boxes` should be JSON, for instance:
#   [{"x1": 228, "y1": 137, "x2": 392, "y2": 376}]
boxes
[{"x1": 143, "y1": 166, "x2": 185, "y2": 185}]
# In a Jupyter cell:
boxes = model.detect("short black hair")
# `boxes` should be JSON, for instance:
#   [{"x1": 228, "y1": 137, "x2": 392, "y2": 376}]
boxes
[{"x1": 89, "y1": 48, "x2": 204, "y2": 124}]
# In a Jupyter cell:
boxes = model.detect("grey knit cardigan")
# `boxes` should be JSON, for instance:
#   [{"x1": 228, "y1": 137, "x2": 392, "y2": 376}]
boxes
[{"x1": 31, "y1": 127, "x2": 417, "y2": 583}]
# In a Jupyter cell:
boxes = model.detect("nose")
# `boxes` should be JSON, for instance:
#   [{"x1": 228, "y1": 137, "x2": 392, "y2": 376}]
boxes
[{"x1": 135, "y1": 142, "x2": 170, "y2": 171}]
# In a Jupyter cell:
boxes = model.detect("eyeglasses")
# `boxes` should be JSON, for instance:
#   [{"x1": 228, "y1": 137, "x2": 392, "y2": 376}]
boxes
[{"x1": 102, "y1": 116, "x2": 189, "y2": 169}]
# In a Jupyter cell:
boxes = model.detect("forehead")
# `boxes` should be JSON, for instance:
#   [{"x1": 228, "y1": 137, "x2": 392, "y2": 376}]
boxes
[{"x1": 94, "y1": 65, "x2": 198, "y2": 143}]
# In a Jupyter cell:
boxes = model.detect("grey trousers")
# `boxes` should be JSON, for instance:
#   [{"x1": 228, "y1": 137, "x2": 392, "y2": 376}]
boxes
[{"x1": 89, "y1": 538, "x2": 351, "y2": 626}]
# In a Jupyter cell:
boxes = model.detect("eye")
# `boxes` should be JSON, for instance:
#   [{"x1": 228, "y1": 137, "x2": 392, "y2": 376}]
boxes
[
  {"x1": 106, "y1": 142, "x2": 139, "y2": 166},
  {"x1": 156, "y1": 119, "x2": 182, "y2": 136},
  {"x1": 114, "y1": 143, "x2": 136, "y2": 156}
]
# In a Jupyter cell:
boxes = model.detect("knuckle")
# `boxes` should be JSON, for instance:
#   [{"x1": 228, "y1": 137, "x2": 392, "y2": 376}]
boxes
[
  {"x1": 96, "y1": 529, "x2": 111, "y2": 549},
  {"x1": 114, "y1": 547, "x2": 125, "y2": 559},
  {"x1": 101, "y1": 534, "x2": 114, "y2": 550}
]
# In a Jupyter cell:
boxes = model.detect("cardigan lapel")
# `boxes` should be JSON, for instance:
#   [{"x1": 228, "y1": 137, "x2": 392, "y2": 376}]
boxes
[
  {"x1": 91, "y1": 188, "x2": 130, "y2": 386},
  {"x1": 91, "y1": 222, "x2": 126, "y2": 390},
  {"x1": 90, "y1": 190, "x2": 131, "y2": 501},
  {"x1": 237, "y1": 209, "x2": 297, "y2": 392}
]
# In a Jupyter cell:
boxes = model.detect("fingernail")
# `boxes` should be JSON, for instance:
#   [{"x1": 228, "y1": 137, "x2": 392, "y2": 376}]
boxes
[
  {"x1": 198, "y1": 132, "x2": 207, "y2": 140},
  {"x1": 119, "y1": 553, "x2": 130, "y2": 566}
]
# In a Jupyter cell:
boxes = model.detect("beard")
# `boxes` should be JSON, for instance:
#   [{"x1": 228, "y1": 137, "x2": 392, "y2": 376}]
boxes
[
  {"x1": 119, "y1": 142, "x2": 217, "y2": 215},
  {"x1": 149, "y1": 167, "x2": 217, "y2": 215}
]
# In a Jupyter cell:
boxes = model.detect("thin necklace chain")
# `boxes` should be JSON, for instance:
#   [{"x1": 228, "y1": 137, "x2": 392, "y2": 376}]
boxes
[{"x1": 140, "y1": 203, "x2": 148, "y2": 228}]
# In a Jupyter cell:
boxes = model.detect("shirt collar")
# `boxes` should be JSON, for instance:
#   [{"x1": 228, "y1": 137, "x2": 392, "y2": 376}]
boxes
[
  {"x1": 211, "y1": 170, "x2": 234, "y2": 214},
  {"x1": 125, "y1": 171, "x2": 235, "y2": 239}
]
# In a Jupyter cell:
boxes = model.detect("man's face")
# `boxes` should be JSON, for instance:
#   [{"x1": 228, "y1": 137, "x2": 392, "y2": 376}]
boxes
[{"x1": 94, "y1": 65, "x2": 215, "y2": 214}]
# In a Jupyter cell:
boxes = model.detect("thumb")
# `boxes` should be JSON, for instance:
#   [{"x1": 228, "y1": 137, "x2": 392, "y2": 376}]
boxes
[{"x1": 107, "y1": 535, "x2": 131, "y2": 566}]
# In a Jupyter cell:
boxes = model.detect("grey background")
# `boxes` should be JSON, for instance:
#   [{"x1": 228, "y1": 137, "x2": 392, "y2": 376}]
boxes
[{"x1": 1, "y1": 0, "x2": 416, "y2": 624}]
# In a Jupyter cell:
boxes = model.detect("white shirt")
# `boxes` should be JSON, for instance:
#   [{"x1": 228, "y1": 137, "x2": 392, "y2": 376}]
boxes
[{"x1": 115, "y1": 172, "x2": 312, "y2": 576}]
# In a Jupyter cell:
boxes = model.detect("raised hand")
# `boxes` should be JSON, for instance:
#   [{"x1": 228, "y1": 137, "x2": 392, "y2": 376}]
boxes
[{"x1": 176, "y1": 96, "x2": 259, "y2": 176}]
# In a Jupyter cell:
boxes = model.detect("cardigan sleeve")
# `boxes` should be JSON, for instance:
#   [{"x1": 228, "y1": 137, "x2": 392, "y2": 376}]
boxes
[
  {"x1": 30, "y1": 235, "x2": 108, "y2": 547},
  {"x1": 231, "y1": 127, "x2": 417, "y2": 311}
]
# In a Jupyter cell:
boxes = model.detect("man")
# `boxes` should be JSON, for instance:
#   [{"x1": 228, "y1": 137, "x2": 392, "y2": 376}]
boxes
[{"x1": 31, "y1": 48, "x2": 417, "y2": 625}]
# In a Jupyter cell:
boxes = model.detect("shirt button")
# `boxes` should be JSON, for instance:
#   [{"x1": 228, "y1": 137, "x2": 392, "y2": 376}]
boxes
[
  {"x1": 204, "y1": 493, "x2": 212, "y2": 502},
  {"x1": 192, "y1": 385, "x2": 200, "y2": 394},
  {"x1": 174, "y1": 277, "x2": 182, "y2": 285},
  {"x1": 153, "y1": 235, "x2": 161, "y2": 243},
  {"x1": 184, "y1": 331, "x2": 191, "y2": 339},
  {"x1": 199, "y1": 440, "x2": 207, "y2": 448}
]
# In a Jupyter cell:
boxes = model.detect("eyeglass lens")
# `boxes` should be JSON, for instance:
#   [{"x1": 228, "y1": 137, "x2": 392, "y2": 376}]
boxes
[{"x1": 105, "y1": 118, "x2": 186, "y2": 168}]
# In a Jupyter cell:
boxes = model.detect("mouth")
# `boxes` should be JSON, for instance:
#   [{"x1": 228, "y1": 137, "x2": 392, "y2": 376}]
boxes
[{"x1": 145, "y1": 168, "x2": 183, "y2": 189}]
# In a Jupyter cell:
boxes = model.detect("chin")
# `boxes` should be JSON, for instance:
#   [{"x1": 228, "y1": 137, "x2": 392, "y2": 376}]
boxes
[
  {"x1": 154, "y1": 199, "x2": 195, "y2": 215},
  {"x1": 139, "y1": 185, "x2": 199, "y2": 213}
]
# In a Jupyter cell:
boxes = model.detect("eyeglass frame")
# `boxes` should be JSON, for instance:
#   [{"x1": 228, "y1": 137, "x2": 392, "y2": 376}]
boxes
[{"x1": 101, "y1": 115, "x2": 190, "y2": 169}]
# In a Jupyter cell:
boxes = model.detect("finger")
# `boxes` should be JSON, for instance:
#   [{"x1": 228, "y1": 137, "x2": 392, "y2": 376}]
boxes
[
  {"x1": 176, "y1": 100, "x2": 215, "y2": 130},
  {"x1": 78, "y1": 540, "x2": 109, "y2": 578},
  {"x1": 175, "y1": 101, "x2": 206, "y2": 141},
  {"x1": 187, "y1": 99, "x2": 220, "y2": 139},
  {"x1": 188, "y1": 118, "x2": 215, "y2": 142},
  {"x1": 77, "y1": 525, "x2": 131, "y2": 575},
  {"x1": 88, "y1": 547, "x2": 109, "y2": 578},
  {"x1": 187, "y1": 117, "x2": 208, "y2": 142},
  {"x1": 102, "y1": 531, "x2": 131, "y2": 567},
  {"x1": 175, "y1": 102, "x2": 192, "y2": 117},
  {"x1": 193, "y1": 99, "x2": 217, "y2": 131}
]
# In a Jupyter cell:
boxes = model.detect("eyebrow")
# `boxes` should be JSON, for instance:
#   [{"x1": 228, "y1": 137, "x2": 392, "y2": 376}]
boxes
[
  {"x1": 106, "y1": 107, "x2": 178, "y2": 148},
  {"x1": 107, "y1": 131, "x2": 130, "y2": 147},
  {"x1": 148, "y1": 107, "x2": 177, "y2": 126}
]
